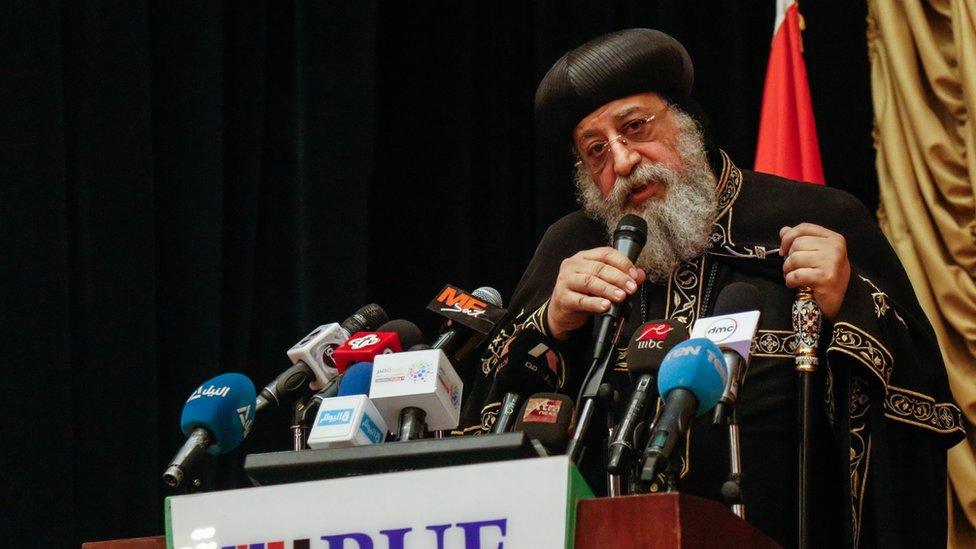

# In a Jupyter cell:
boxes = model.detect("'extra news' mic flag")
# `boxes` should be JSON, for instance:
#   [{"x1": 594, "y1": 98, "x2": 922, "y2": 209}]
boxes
[{"x1": 515, "y1": 393, "x2": 575, "y2": 455}]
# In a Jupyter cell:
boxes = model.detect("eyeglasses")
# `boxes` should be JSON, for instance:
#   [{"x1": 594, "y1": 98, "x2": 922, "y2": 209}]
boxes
[{"x1": 575, "y1": 104, "x2": 670, "y2": 173}]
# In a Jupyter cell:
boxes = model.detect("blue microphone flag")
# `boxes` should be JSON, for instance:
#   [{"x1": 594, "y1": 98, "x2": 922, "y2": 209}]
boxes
[
  {"x1": 180, "y1": 373, "x2": 256, "y2": 455},
  {"x1": 657, "y1": 338, "x2": 728, "y2": 415}
]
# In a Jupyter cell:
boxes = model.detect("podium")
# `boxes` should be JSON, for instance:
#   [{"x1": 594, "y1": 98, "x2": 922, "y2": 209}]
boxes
[
  {"x1": 93, "y1": 492, "x2": 778, "y2": 548},
  {"x1": 102, "y1": 437, "x2": 778, "y2": 547},
  {"x1": 81, "y1": 537, "x2": 165, "y2": 549},
  {"x1": 576, "y1": 493, "x2": 779, "y2": 548}
]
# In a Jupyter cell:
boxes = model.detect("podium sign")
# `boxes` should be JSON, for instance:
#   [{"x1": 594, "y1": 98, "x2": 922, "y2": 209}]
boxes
[{"x1": 166, "y1": 455, "x2": 592, "y2": 549}]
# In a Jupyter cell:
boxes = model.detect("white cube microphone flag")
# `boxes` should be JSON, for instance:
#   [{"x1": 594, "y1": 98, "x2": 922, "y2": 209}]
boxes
[
  {"x1": 307, "y1": 395, "x2": 388, "y2": 449},
  {"x1": 690, "y1": 310, "x2": 761, "y2": 362},
  {"x1": 307, "y1": 362, "x2": 388, "y2": 449},
  {"x1": 369, "y1": 349, "x2": 463, "y2": 435}
]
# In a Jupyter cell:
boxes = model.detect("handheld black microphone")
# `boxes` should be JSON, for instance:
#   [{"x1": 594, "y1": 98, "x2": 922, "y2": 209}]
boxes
[
  {"x1": 591, "y1": 214, "x2": 648, "y2": 363},
  {"x1": 567, "y1": 215, "x2": 647, "y2": 464},
  {"x1": 607, "y1": 319, "x2": 686, "y2": 474}
]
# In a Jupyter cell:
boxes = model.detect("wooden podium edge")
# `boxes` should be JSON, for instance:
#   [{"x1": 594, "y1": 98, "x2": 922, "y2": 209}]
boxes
[{"x1": 574, "y1": 493, "x2": 781, "y2": 548}]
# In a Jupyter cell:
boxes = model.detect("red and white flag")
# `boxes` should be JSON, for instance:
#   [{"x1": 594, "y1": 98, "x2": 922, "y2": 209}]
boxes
[{"x1": 754, "y1": 0, "x2": 825, "y2": 185}]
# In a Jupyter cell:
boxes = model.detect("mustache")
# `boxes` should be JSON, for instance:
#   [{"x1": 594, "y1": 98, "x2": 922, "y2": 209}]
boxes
[{"x1": 603, "y1": 162, "x2": 679, "y2": 210}]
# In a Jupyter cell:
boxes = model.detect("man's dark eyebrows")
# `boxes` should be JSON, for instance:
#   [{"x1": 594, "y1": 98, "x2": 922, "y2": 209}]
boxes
[
  {"x1": 612, "y1": 105, "x2": 645, "y2": 122},
  {"x1": 579, "y1": 105, "x2": 647, "y2": 140},
  {"x1": 579, "y1": 128, "x2": 603, "y2": 140}
]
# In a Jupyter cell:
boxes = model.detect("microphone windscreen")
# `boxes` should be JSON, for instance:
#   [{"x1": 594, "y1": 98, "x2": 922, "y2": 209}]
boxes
[
  {"x1": 180, "y1": 373, "x2": 256, "y2": 455},
  {"x1": 494, "y1": 329, "x2": 559, "y2": 395},
  {"x1": 337, "y1": 362, "x2": 373, "y2": 396},
  {"x1": 341, "y1": 303, "x2": 389, "y2": 334},
  {"x1": 615, "y1": 214, "x2": 648, "y2": 247},
  {"x1": 472, "y1": 286, "x2": 504, "y2": 307},
  {"x1": 657, "y1": 338, "x2": 727, "y2": 415},
  {"x1": 514, "y1": 392, "x2": 575, "y2": 454},
  {"x1": 626, "y1": 319, "x2": 687, "y2": 375},
  {"x1": 376, "y1": 319, "x2": 424, "y2": 350},
  {"x1": 713, "y1": 282, "x2": 762, "y2": 315}
]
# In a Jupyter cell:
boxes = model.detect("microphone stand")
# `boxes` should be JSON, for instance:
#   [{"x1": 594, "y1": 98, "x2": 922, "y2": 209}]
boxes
[
  {"x1": 792, "y1": 287, "x2": 822, "y2": 549},
  {"x1": 566, "y1": 316, "x2": 625, "y2": 464},
  {"x1": 291, "y1": 395, "x2": 310, "y2": 451},
  {"x1": 606, "y1": 411, "x2": 622, "y2": 497},
  {"x1": 721, "y1": 408, "x2": 745, "y2": 519}
]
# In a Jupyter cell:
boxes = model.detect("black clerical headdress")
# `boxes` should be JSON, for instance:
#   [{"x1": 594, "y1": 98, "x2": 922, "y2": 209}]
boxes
[
  {"x1": 535, "y1": 28, "x2": 721, "y2": 174},
  {"x1": 534, "y1": 28, "x2": 693, "y2": 143}
]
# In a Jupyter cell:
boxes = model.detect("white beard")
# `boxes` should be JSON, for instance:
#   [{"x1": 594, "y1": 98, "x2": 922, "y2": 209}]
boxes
[{"x1": 574, "y1": 109, "x2": 718, "y2": 282}]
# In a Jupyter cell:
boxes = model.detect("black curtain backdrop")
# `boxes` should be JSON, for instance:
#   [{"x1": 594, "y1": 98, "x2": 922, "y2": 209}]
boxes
[{"x1": 0, "y1": 2, "x2": 875, "y2": 546}]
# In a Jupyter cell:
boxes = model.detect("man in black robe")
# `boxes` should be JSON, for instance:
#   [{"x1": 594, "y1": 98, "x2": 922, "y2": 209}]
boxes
[{"x1": 454, "y1": 29, "x2": 964, "y2": 547}]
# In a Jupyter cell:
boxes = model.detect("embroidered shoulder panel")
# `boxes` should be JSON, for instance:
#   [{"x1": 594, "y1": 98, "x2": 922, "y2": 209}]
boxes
[
  {"x1": 884, "y1": 385, "x2": 965, "y2": 435},
  {"x1": 751, "y1": 329, "x2": 798, "y2": 358},
  {"x1": 715, "y1": 150, "x2": 742, "y2": 216},
  {"x1": 829, "y1": 322, "x2": 894, "y2": 386},
  {"x1": 829, "y1": 322, "x2": 964, "y2": 435}
]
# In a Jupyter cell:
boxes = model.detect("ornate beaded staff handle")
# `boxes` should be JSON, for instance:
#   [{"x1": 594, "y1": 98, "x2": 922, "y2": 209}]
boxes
[{"x1": 793, "y1": 286, "x2": 822, "y2": 549}]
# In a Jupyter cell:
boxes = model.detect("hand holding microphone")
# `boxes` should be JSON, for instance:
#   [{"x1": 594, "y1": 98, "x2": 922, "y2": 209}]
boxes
[
  {"x1": 546, "y1": 247, "x2": 647, "y2": 342},
  {"x1": 566, "y1": 215, "x2": 648, "y2": 463}
]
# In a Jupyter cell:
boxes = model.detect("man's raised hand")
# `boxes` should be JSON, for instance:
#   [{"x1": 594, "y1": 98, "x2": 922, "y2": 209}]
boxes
[
  {"x1": 547, "y1": 246, "x2": 646, "y2": 341},
  {"x1": 779, "y1": 223, "x2": 851, "y2": 321}
]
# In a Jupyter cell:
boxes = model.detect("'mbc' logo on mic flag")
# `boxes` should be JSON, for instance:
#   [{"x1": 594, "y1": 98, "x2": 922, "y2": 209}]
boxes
[{"x1": 637, "y1": 323, "x2": 673, "y2": 342}]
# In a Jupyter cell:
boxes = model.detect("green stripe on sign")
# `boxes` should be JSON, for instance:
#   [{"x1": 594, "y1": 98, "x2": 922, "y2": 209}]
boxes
[{"x1": 566, "y1": 463, "x2": 595, "y2": 548}]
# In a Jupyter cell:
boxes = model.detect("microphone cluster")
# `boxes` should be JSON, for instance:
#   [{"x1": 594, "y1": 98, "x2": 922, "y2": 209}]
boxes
[
  {"x1": 163, "y1": 285, "x2": 506, "y2": 489},
  {"x1": 162, "y1": 237, "x2": 763, "y2": 515}
]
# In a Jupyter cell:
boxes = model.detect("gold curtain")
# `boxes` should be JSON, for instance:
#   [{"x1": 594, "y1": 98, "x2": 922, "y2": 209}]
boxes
[{"x1": 866, "y1": 0, "x2": 976, "y2": 546}]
